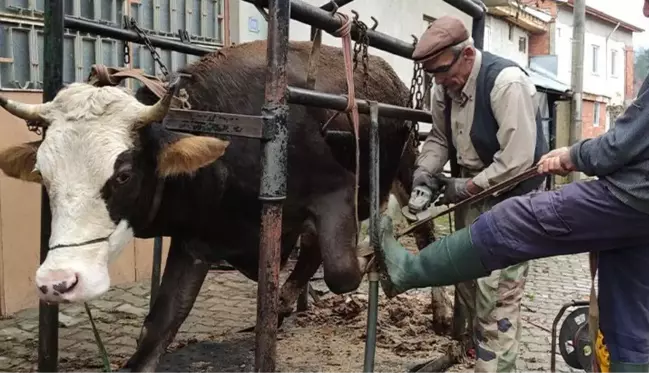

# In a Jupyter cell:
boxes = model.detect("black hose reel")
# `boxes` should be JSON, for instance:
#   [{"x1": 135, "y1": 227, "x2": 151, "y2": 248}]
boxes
[{"x1": 551, "y1": 301, "x2": 593, "y2": 372}]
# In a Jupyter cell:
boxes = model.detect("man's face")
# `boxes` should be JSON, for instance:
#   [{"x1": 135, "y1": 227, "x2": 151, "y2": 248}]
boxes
[
  {"x1": 422, "y1": 46, "x2": 475, "y2": 93},
  {"x1": 645, "y1": 0, "x2": 649, "y2": 17}
]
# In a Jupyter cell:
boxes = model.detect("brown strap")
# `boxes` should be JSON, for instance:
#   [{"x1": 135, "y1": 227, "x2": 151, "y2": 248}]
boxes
[{"x1": 330, "y1": 13, "x2": 361, "y2": 242}]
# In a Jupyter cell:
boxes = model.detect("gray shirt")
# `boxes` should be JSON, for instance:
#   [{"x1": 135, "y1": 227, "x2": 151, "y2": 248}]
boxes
[{"x1": 570, "y1": 74, "x2": 649, "y2": 214}]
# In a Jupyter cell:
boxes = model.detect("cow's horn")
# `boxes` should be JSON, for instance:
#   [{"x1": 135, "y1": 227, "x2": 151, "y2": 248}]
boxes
[
  {"x1": 0, "y1": 95, "x2": 45, "y2": 122},
  {"x1": 133, "y1": 76, "x2": 180, "y2": 129}
]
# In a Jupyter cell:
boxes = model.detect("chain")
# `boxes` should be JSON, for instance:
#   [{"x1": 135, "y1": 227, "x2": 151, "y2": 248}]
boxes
[
  {"x1": 407, "y1": 60, "x2": 424, "y2": 148},
  {"x1": 123, "y1": 42, "x2": 130, "y2": 65},
  {"x1": 352, "y1": 19, "x2": 369, "y2": 91},
  {"x1": 127, "y1": 17, "x2": 169, "y2": 78}
]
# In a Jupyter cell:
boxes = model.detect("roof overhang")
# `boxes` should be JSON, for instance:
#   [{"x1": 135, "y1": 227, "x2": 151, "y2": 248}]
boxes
[
  {"x1": 487, "y1": 0, "x2": 552, "y2": 34},
  {"x1": 560, "y1": 0, "x2": 645, "y2": 33}
]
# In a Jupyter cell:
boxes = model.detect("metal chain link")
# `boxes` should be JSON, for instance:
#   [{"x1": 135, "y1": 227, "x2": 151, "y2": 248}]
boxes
[
  {"x1": 352, "y1": 19, "x2": 369, "y2": 91},
  {"x1": 127, "y1": 17, "x2": 169, "y2": 77},
  {"x1": 407, "y1": 59, "x2": 424, "y2": 148}
]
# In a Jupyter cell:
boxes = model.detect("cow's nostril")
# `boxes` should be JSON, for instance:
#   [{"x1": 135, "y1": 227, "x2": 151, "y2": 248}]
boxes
[{"x1": 51, "y1": 274, "x2": 79, "y2": 294}]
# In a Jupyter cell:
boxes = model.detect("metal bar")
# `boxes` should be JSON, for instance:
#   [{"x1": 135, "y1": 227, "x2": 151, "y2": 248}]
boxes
[
  {"x1": 470, "y1": 0, "x2": 486, "y2": 50},
  {"x1": 243, "y1": 0, "x2": 416, "y2": 59},
  {"x1": 149, "y1": 236, "x2": 163, "y2": 310},
  {"x1": 39, "y1": 1, "x2": 64, "y2": 371},
  {"x1": 443, "y1": 0, "x2": 485, "y2": 18},
  {"x1": 363, "y1": 101, "x2": 380, "y2": 372},
  {"x1": 321, "y1": 0, "x2": 355, "y2": 11},
  {"x1": 288, "y1": 86, "x2": 432, "y2": 123},
  {"x1": 162, "y1": 108, "x2": 265, "y2": 139},
  {"x1": 63, "y1": 16, "x2": 211, "y2": 56},
  {"x1": 255, "y1": 0, "x2": 290, "y2": 371}
]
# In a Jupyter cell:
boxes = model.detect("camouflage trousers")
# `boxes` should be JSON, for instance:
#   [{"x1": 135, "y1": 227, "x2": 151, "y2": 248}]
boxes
[{"x1": 453, "y1": 175, "x2": 529, "y2": 372}]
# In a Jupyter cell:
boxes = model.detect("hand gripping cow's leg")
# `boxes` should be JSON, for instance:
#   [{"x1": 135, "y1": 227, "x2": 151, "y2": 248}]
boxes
[{"x1": 121, "y1": 238, "x2": 210, "y2": 372}]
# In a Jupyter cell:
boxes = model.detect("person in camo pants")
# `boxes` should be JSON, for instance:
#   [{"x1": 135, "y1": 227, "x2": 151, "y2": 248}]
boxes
[
  {"x1": 376, "y1": 2, "x2": 649, "y2": 372},
  {"x1": 408, "y1": 15, "x2": 548, "y2": 372}
]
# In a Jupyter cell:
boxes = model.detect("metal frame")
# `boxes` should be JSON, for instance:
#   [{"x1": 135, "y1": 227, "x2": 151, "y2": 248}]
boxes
[{"x1": 38, "y1": 0, "x2": 486, "y2": 372}]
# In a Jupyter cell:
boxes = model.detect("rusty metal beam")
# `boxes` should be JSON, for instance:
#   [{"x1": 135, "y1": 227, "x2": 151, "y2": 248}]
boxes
[{"x1": 255, "y1": 0, "x2": 291, "y2": 371}]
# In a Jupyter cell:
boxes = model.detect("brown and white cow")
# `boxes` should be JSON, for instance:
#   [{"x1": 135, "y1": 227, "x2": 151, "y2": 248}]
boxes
[{"x1": 0, "y1": 40, "x2": 433, "y2": 371}]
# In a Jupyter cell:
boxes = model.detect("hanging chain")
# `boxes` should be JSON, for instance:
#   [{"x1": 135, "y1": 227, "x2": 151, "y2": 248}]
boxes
[
  {"x1": 127, "y1": 17, "x2": 169, "y2": 78},
  {"x1": 352, "y1": 18, "x2": 369, "y2": 91},
  {"x1": 407, "y1": 58, "x2": 425, "y2": 148}
]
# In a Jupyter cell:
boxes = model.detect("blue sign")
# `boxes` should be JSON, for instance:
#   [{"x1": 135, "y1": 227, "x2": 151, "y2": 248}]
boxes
[{"x1": 248, "y1": 17, "x2": 259, "y2": 33}]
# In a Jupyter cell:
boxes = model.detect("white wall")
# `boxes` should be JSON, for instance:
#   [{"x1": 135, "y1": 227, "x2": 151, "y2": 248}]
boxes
[
  {"x1": 232, "y1": 0, "x2": 474, "y2": 88},
  {"x1": 555, "y1": 8, "x2": 630, "y2": 105},
  {"x1": 484, "y1": 15, "x2": 529, "y2": 67}
]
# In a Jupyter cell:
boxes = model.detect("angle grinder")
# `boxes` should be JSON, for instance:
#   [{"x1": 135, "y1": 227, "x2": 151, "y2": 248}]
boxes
[{"x1": 402, "y1": 185, "x2": 438, "y2": 222}]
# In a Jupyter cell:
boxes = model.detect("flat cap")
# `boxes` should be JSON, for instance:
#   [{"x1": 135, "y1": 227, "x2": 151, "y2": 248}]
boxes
[{"x1": 412, "y1": 16, "x2": 469, "y2": 63}]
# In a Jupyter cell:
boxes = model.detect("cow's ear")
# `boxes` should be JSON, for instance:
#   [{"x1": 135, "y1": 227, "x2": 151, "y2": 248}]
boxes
[
  {"x1": 157, "y1": 135, "x2": 229, "y2": 177},
  {"x1": 0, "y1": 141, "x2": 42, "y2": 183}
]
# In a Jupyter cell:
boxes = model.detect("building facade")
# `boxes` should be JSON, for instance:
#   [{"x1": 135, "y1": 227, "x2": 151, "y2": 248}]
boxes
[{"x1": 526, "y1": 0, "x2": 642, "y2": 135}]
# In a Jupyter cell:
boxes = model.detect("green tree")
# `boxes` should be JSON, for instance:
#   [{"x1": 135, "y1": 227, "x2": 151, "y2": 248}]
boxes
[{"x1": 635, "y1": 47, "x2": 649, "y2": 82}]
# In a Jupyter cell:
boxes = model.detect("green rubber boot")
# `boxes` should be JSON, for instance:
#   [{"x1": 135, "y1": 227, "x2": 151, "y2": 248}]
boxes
[
  {"x1": 376, "y1": 215, "x2": 490, "y2": 298},
  {"x1": 610, "y1": 361, "x2": 649, "y2": 372}
]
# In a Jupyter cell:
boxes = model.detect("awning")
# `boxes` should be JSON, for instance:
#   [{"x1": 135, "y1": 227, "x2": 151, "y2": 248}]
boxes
[{"x1": 525, "y1": 66, "x2": 572, "y2": 95}]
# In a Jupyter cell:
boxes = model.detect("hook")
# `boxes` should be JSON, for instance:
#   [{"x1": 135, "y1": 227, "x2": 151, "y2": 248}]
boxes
[
  {"x1": 370, "y1": 16, "x2": 378, "y2": 30},
  {"x1": 351, "y1": 9, "x2": 359, "y2": 21},
  {"x1": 328, "y1": 0, "x2": 339, "y2": 15}
]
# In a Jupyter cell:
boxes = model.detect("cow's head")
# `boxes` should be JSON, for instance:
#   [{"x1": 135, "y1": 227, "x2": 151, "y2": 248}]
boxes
[{"x1": 0, "y1": 82, "x2": 229, "y2": 303}]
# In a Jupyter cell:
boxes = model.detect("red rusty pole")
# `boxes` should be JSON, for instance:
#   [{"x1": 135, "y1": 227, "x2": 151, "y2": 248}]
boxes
[{"x1": 256, "y1": 0, "x2": 290, "y2": 371}]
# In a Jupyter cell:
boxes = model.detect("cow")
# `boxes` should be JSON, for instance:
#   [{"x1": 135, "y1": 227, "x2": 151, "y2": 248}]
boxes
[{"x1": 0, "y1": 40, "x2": 435, "y2": 371}]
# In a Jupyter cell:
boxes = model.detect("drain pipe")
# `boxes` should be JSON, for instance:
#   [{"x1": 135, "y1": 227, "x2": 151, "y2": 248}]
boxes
[
  {"x1": 605, "y1": 22, "x2": 620, "y2": 129},
  {"x1": 569, "y1": 0, "x2": 586, "y2": 182}
]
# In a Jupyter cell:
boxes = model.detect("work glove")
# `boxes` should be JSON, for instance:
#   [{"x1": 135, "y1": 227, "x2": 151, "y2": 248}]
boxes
[
  {"x1": 436, "y1": 175, "x2": 482, "y2": 205},
  {"x1": 412, "y1": 167, "x2": 444, "y2": 194}
]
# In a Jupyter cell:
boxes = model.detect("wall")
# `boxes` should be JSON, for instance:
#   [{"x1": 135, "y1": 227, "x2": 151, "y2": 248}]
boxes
[
  {"x1": 0, "y1": 92, "x2": 171, "y2": 315},
  {"x1": 554, "y1": 7, "x2": 631, "y2": 106},
  {"x1": 581, "y1": 99, "x2": 608, "y2": 139},
  {"x1": 484, "y1": 14, "x2": 530, "y2": 67}
]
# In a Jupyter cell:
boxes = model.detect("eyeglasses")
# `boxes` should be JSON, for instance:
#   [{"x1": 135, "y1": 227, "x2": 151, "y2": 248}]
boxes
[{"x1": 424, "y1": 49, "x2": 463, "y2": 74}]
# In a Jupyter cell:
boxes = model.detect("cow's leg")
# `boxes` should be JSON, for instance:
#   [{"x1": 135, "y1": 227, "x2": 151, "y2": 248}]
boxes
[
  {"x1": 277, "y1": 218, "x2": 322, "y2": 323},
  {"x1": 310, "y1": 185, "x2": 362, "y2": 294},
  {"x1": 122, "y1": 238, "x2": 210, "y2": 372}
]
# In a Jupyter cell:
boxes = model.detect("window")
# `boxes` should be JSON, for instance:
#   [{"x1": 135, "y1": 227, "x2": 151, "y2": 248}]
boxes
[
  {"x1": 592, "y1": 45, "x2": 599, "y2": 74},
  {"x1": 594, "y1": 102, "x2": 600, "y2": 127},
  {"x1": 508, "y1": 24, "x2": 514, "y2": 41},
  {"x1": 0, "y1": 0, "x2": 228, "y2": 89},
  {"x1": 611, "y1": 49, "x2": 617, "y2": 76},
  {"x1": 518, "y1": 36, "x2": 527, "y2": 53}
]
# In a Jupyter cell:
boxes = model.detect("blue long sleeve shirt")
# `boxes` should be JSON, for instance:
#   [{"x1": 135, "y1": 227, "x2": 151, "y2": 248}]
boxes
[{"x1": 570, "y1": 76, "x2": 649, "y2": 214}]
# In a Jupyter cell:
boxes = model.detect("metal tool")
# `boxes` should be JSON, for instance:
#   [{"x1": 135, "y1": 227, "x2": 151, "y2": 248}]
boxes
[
  {"x1": 397, "y1": 167, "x2": 541, "y2": 238},
  {"x1": 401, "y1": 185, "x2": 435, "y2": 222}
]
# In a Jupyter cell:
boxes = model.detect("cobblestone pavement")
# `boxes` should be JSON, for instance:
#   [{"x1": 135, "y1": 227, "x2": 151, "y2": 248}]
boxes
[{"x1": 0, "y1": 226, "x2": 596, "y2": 372}]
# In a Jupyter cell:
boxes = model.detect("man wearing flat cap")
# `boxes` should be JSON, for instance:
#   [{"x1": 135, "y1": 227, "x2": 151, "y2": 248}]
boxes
[{"x1": 406, "y1": 15, "x2": 548, "y2": 373}]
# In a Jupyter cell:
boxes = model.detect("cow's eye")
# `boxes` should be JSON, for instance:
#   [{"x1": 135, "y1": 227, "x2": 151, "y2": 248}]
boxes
[{"x1": 115, "y1": 171, "x2": 131, "y2": 185}]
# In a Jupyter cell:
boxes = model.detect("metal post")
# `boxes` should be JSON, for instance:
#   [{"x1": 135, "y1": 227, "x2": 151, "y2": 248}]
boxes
[
  {"x1": 256, "y1": 0, "x2": 290, "y2": 371},
  {"x1": 149, "y1": 236, "x2": 163, "y2": 309},
  {"x1": 570, "y1": 0, "x2": 585, "y2": 183},
  {"x1": 39, "y1": 1, "x2": 64, "y2": 371},
  {"x1": 362, "y1": 102, "x2": 380, "y2": 373},
  {"x1": 470, "y1": 0, "x2": 486, "y2": 50}
]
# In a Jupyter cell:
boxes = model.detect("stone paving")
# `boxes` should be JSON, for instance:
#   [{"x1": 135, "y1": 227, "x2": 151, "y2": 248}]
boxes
[{"x1": 0, "y1": 253, "x2": 595, "y2": 372}]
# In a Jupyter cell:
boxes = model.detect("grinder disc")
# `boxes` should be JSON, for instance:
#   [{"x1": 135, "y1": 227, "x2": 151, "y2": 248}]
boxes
[{"x1": 558, "y1": 306, "x2": 589, "y2": 369}]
